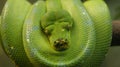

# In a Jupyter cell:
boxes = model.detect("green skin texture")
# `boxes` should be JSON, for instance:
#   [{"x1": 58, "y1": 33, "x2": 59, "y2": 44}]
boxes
[
  {"x1": 1, "y1": 0, "x2": 33, "y2": 67},
  {"x1": 0, "y1": 0, "x2": 112, "y2": 67}
]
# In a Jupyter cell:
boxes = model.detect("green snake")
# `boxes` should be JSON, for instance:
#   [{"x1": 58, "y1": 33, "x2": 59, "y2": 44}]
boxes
[{"x1": 0, "y1": 0, "x2": 112, "y2": 67}]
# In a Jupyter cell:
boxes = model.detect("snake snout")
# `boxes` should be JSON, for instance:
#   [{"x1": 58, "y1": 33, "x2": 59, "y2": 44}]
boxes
[{"x1": 53, "y1": 38, "x2": 69, "y2": 51}]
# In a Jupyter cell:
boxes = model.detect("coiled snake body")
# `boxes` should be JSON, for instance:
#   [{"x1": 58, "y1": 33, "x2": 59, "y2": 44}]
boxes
[{"x1": 0, "y1": 0, "x2": 112, "y2": 67}]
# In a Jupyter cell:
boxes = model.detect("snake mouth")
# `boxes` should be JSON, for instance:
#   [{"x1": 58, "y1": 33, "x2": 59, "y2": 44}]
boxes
[{"x1": 53, "y1": 38, "x2": 69, "y2": 51}]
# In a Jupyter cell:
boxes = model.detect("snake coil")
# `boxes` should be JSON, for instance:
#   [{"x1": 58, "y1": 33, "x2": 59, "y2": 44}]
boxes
[{"x1": 0, "y1": 0, "x2": 112, "y2": 67}]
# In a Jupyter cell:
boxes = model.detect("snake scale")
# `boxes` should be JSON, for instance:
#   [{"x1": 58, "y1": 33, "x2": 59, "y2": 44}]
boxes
[{"x1": 0, "y1": 0, "x2": 112, "y2": 67}]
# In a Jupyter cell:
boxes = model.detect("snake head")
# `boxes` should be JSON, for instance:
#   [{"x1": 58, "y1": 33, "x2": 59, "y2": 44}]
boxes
[{"x1": 41, "y1": 10, "x2": 73, "y2": 51}]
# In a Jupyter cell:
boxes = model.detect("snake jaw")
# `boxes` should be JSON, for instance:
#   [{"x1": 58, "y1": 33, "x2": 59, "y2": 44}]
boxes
[{"x1": 53, "y1": 38, "x2": 69, "y2": 51}]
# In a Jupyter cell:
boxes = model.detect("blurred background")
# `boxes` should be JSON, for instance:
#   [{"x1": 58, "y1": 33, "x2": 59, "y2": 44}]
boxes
[{"x1": 0, "y1": 0, "x2": 120, "y2": 67}]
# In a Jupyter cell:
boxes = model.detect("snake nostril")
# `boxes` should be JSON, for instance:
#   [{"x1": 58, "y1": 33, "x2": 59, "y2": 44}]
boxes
[{"x1": 54, "y1": 38, "x2": 69, "y2": 51}]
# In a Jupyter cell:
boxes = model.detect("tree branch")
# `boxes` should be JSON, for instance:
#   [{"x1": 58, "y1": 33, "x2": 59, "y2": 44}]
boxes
[{"x1": 112, "y1": 20, "x2": 120, "y2": 46}]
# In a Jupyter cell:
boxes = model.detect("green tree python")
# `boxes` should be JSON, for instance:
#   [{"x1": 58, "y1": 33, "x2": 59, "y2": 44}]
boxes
[{"x1": 0, "y1": 0, "x2": 112, "y2": 67}]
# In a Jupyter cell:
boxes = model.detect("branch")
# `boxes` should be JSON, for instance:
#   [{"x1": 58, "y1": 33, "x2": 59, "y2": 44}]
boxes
[{"x1": 112, "y1": 20, "x2": 120, "y2": 46}]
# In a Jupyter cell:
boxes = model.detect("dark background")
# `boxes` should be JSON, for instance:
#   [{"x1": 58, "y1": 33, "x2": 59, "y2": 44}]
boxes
[{"x1": 0, "y1": 0, "x2": 120, "y2": 67}]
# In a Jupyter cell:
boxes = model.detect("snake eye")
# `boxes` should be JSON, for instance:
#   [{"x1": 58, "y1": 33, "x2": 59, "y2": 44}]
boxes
[
  {"x1": 62, "y1": 22, "x2": 72, "y2": 31},
  {"x1": 44, "y1": 25, "x2": 54, "y2": 36},
  {"x1": 65, "y1": 24, "x2": 72, "y2": 31},
  {"x1": 44, "y1": 29, "x2": 52, "y2": 36}
]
